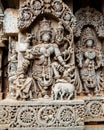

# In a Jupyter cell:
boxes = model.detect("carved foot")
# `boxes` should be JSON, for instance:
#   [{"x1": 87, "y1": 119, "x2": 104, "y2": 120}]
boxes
[
  {"x1": 44, "y1": 95, "x2": 49, "y2": 99},
  {"x1": 87, "y1": 93, "x2": 92, "y2": 97}
]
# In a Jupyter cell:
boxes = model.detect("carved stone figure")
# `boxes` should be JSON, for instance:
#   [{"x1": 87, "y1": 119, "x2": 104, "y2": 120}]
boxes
[
  {"x1": 52, "y1": 79, "x2": 75, "y2": 100},
  {"x1": 15, "y1": 68, "x2": 35, "y2": 100},
  {"x1": 8, "y1": 37, "x2": 18, "y2": 97},
  {"x1": 75, "y1": 27, "x2": 104, "y2": 96},
  {"x1": 0, "y1": 0, "x2": 104, "y2": 130},
  {"x1": 14, "y1": 16, "x2": 75, "y2": 100}
]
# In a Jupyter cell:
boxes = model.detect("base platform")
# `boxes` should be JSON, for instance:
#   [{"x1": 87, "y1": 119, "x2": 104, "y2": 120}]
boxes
[
  {"x1": 0, "y1": 96, "x2": 104, "y2": 130},
  {"x1": 0, "y1": 99, "x2": 85, "y2": 130}
]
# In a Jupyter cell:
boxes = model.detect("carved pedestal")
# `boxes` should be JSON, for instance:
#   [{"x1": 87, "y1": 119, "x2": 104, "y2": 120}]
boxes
[
  {"x1": 84, "y1": 96, "x2": 104, "y2": 122},
  {"x1": 0, "y1": 99, "x2": 85, "y2": 130}
]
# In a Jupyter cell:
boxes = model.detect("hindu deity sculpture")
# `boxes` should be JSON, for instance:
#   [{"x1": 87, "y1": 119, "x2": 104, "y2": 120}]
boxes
[
  {"x1": 11, "y1": 18, "x2": 75, "y2": 100},
  {"x1": 76, "y1": 27, "x2": 104, "y2": 96}
]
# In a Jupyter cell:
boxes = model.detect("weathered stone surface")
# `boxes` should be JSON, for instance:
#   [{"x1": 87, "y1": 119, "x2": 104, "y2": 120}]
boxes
[
  {"x1": 0, "y1": 0, "x2": 104, "y2": 130},
  {"x1": 85, "y1": 126, "x2": 104, "y2": 130},
  {"x1": 83, "y1": 97, "x2": 104, "y2": 122},
  {"x1": 3, "y1": 9, "x2": 19, "y2": 34},
  {"x1": 0, "y1": 99, "x2": 85, "y2": 130}
]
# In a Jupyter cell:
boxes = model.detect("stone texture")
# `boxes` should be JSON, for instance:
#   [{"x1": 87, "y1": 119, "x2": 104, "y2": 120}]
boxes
[
  {"x1": 0, "y1": 99, "x2": 85, "y2": 130},
  {"x1": 0, "y1": 0, "x2": 103, "y2": 130},
  {"x1": 3, "y1": 9, "x2": 19, "y2": 34}
]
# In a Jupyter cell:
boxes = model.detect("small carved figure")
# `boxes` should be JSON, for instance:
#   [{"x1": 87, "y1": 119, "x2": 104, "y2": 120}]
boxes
[
  {"x1": 8, "y1": 37, "x2": 18, "y2": 97},
  {"x1": 76, "y1": 27, "x2": 104, "y2": 96},
  {"x1": 15, "y1": 68, "x2": 35, "y2": 100},
  {"x1": 52, "y1": 79, "x2": 75, "y2": 100}
]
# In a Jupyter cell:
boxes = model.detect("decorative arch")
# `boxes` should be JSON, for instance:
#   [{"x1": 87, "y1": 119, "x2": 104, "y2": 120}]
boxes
[
  {"x1": 18, "y1": 0, "x2": 76, "y2": 32},
  {"x1": 75, "y1": 7, "x2": 104, "y2": 38}
]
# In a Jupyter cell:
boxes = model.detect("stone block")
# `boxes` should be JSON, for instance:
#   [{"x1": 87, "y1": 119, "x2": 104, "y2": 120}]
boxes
[
  {"x1": 0, "y1": 99, "x2": 85, "y2": 130},
  {"x1": 83, "y1": 97, "x2": 104, "y2": 122}
]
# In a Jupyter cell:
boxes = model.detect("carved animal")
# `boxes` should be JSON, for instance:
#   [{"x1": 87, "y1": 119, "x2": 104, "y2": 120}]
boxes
[{"x1": 52, "y1": 79, "x2": 75, "y2": 100}]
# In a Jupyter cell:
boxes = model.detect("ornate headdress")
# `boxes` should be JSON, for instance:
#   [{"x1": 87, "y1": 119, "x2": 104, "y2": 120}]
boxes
[
  {"x1": 81, "y1": 27, "x2": 96, "y2": 45},
  {"x1": 38, "y1": 18, "x2": 53, "y2": 42},
  {"x1": 39, "y1": 18, "x2": 52, "y2": 32}
]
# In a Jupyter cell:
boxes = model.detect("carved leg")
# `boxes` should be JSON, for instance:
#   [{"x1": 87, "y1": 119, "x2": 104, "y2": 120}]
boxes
[
  {"x1": 53, "y1": 91, "x2": 58, "y2": 100},
  {"x1": 29, "y1": 91, "x2": 33, "y2": 99},
  {"x1": 61, "y1": 92, "x2": 65, "y2": 100},
  {"x1": 52, "y1": 91, "x2": 56, "y2": 100},
  {"x1": 94, "y1": 86, "x2": 100, "y2": 95},
  {"x1": 52, "y1": 62, "x2": 60, "y2": 79},
  {"x1": 52, "y1": 91, "x2": 54, "y2": 100},
  {"x1": 16, "y1": 89, "x2": 21, "y2": 99},
  {"x1": 68, "y1": 92, "x2": 73, "y2": 100},
  {"x1": 83, "y1": 83, "x2": 90, "y2": 94}
]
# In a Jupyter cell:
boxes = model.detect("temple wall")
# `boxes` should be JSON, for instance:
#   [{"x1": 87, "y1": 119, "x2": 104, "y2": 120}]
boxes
[{"x1": 0, "y1": 0, "x2": 103, "y2": 129}]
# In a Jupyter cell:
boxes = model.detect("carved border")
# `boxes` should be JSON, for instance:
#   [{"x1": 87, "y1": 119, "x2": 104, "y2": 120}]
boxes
[
  {"x1": 18, "y1": 0, "x2": 76, "y2": 32},
  {"x1": 0, "y1": 100, "x2": 85, "y2": 129},
  {"x1": 75, "y1": 7, "x2": 104, "y2": 38}
]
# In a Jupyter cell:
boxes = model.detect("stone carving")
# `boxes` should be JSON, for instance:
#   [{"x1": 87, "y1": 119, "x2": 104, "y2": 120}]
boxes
[
  {"x1": 8, "y1": 37, "x2": 18, "y2": 97},
  {"x1": 52, "y1": 79, "x2": 75, "y2": 100},
  {"x1": 0, "y1": 106, "x2": 16, "y2": 124},
  {"x1": 57, "y1": 106, "x2": 75, "y2": 126},
  {"x1": 18, "y1": 0, "x2": 76, "y2": 31},
  {"x1": 75, "y1": 26, "x2": 104, "y2": 96},
  {"x1": 15, "y1": 68, "x2": 35, "y2": 100},
  {"x1": 75, "y1": 7, "x2": 104, "y2": 38},
  {"x1": 10, "y1": 0, "x2": 77, "y2": 101},
  {"x1": 87, "y1": 101, "x2": 103, "y2": 117},
  {"x1": 37, "y1": 106, "x2": 56, "y2": 126},
  {"x1": 15, "y1": 18, "x2": 75, "y2": 100},
  {"x1": 85, "y1": 97, "x2": 104, "y2": 122},
  {"x1": 0, "y1": 0, "x2": 104, "y2": 129},
  {"x1": 17, "y1": 107, "x2": 36, "y2": 127},
  {"x1": 0, "y1": 100, "x2": 85, "y2": 128},
  {"x1": 9, "y1": 0, "x2": 76, "y2": 101}
]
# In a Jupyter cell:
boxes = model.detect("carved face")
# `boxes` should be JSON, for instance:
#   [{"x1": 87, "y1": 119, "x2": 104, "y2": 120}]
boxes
[
  {"x1": 86, "y1": 39, "x2": 94, "y2": 47},
  {"x1": 42, "y1": 32, "x2": 51, "y2": 42},
  {"x1": 18, "y1": 74, "x2": 25, "y2": 79}
]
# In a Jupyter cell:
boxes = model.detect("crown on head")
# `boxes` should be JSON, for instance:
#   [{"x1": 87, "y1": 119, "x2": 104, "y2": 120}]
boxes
[
  {"x1": 39, "y1": 18, "x2": 52, "y2": 32},
  {"x1": 81, "y1": 27, "x2": 96, "y2": 44}
]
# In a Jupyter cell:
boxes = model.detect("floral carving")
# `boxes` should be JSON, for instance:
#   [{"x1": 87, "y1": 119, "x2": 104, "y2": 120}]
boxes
[
  {"x1": 87, "y1": 101, "x2": 103, "y2": 117},
  {"x1": 17, "y1": 107, "x2": 36, "y2": 127},
  {"x1": 18, "y1": 4, "x2": 34, "y2": 29},
  {"x1": 75, "y1": 7, "x2": 104, "y2": 38},
  {"x1": 0, "y1": 101, "x2": 85, "y2": 128},
  {"x1": 18, "y1": 0, "x2": 76, "y2": 32},
  {"x1": 57, "y1": 106, "x2": 75, "y2": 126},
  {"x1": 37, "y1": 107, "x2": 56, "y2": 126},
  {"x1": 51, "y1": 0, "x2": 64, "y2": 17}
]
